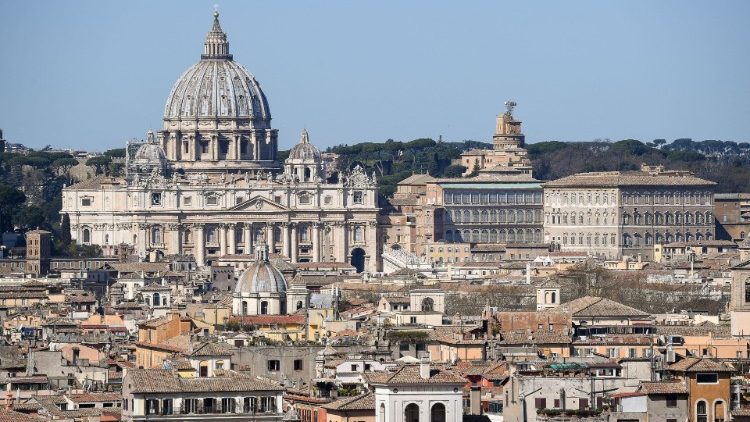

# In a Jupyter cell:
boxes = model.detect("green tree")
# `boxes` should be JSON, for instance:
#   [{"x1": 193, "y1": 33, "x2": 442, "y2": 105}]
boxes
[
  {"x1": 443, "y1": 164, "x2": 466, "y2": 178},
  {"x1": 13, "y1": 206, "x2": 46, "y2": 230},
  {"x1": 60, "y1": 213, "x2": 72, "y2": 246},
  {"x1": 0, "y1": 184, "x2": 26, "y2": 231},
  {"x1": 86, "y1": 156, "x2": 112, "y2": 175}
]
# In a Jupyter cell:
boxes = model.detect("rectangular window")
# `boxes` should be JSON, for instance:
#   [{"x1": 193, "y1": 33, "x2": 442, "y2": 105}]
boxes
[
  {"x1": 666, "y1": 395, "x2": 677, "y2": 408},
  {"x1": 534, "y1": 398, "x2": 546, "y2": 409},
  {"x1": 351, "y1": 364, "x2": 358, "y2": 371},
  {"x1": 207, "y1": 195, "x2": 218, "y2": 206},
  {"x1": 294, "y1": 359, "x2": 303, "y2": 371},
  {"x1": 353, "y1": 191, "x2": 363, "y2": 204},
  {"x1": 81, "y1": 197, "x2": 92, "y2": 206},
  {"x1": 183, "y1": 196, "x2": 192, "y2": 206},
  {"x1": 267, "y1": 360, "x2": 280, "y2": 371},
  {"x1": 151, "y1": 192, "x2": 162, "y2": 205},
  {"x1": 696, "y1": 373, "x2": 718, "y2": 384}
]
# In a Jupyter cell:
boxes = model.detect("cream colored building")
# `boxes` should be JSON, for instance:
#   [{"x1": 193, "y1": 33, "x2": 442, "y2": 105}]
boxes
[
  {"x1": 61, "y1": 12, "x2": 379, "y2": 272},
  {"x1": 543, "y1": 164, "x2": 715, "y2": 260}
]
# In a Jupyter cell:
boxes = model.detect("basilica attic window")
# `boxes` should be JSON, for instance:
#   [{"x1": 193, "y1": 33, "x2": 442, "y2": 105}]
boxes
[
  {"x1": 324, "y1": 195, "x2": 332, "y2": 205},
  {"x1": 81, "y1": 197, "x2": 92, "y2": 207},
  {"x1": 299, "y1": 193, "x2": 310, "y2": 205},
  {"x1": 183, "y1": 196, "x2": 192, "y2": 206},
  {"x1": 353, "y1": 190, "x2": 363, "y2": 204},
  {"x1": 151, "y1": 193, "x2": 162, "y2": 206},
  {"x1": 206, "y1": 194, "x2": 218, "y2": 206}
]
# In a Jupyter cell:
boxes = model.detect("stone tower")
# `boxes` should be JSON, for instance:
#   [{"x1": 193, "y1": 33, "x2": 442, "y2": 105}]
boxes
[{"x1": 26, "y1": 230, "x2": 51, "y2": 276}]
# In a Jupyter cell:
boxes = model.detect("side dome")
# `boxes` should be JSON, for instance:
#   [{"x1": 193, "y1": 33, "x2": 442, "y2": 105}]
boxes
[
  {"x1": 288, "y1": 129, "x2": 321, "y2": 161},
  {"x1": 133, "y1": 141, "x2": 167, "y2": 164},
  {"x1": 235, "y1": 245, "x2": 287, "y2": 294},
  {"x1": 163, "y1": 11, "x2": 271, "y2": 123}
]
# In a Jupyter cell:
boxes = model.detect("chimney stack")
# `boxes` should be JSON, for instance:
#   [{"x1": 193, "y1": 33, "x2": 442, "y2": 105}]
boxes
[
  {"x1": 419, "y1": 356, "x2": 430, "y2": 380},
  {"x1": 469, "y1": 386, "x2": 482, "y2": 415}
]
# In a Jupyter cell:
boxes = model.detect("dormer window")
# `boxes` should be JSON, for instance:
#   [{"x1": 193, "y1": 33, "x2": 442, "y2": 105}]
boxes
[{"x1": 354, "y1": 191, "x2": 363, "y2": 204}]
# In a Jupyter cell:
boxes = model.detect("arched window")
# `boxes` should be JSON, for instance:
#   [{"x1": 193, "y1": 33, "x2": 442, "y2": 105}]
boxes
[
  {"x1": 296, "y1": 301, "x2": 303, "y2": 310},
  {"x1": 184, "y1": 229, "x2": 192, "y2": 243},
  {"x1": 405, "y1": 404, "x2": 420, "y2": 422},
  {"x1": 655, "y1": 212, "x2": 663, "y2": 225},
  {"x1": 714, "y1": 400, "x2": 725, "y2": 422},
  {"x1": 665, "y1": 212, "x2": 673, "y2": 225},
  {"x1": 623, "y1": 234, "x2": 632, "y2": 247},
  {"x1": 675, "y1": 212, "x2": 682, "y2": 224},
  {"x1": 354, "y1": 226, "x2": 364, "y2": 242},
  {"x1": 645, "y1": 212, "x2": 652, "y2": 225},
  {"x1": 645, "y1": 233, "x2": 653, "y2": 245},
  {"x1": 153, "y1": 293, "x2": 161, "y2": 307},
  {"x1": 481, "y1": 210, "x2": 488, "y2": 222},
  {"x1": 706, "y1": 232, "x2": 713, "y2": 240},
  {"x1": 82, "y1": 227, "x2": 91, "y2": 244},
  {"x1": 104, "y1": 234, "x2": 109, "y2": 245},
  {"x1": 260, "y1": 301, "x2": 269, "y2": 315},
  {"x1": 242, "y1": 301, "x2": 248, "y2": 315},
  {"x1": 431, "y1": 403, "x2": 446, "y2": 422},
  {"x1": 151, "y1": 227, "x2": 162, "y2": 245},
  {"x1": 421, "y1": 297, "x2": 434, "y2": 312},
  {"x1": 696, "y1": 400, "x2": 707, "y2": 422},
  {"x1": 379, "y1": 404, "x2": 386, "y2": 422}
]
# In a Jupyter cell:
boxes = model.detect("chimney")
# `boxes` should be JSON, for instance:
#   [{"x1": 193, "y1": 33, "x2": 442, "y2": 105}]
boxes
[
  {"x1": 419, "y1": 356, "x2": 430, "y2": 380},
  {"x1": 469, "y1": 386, "x2": 482, "y2": 415}
]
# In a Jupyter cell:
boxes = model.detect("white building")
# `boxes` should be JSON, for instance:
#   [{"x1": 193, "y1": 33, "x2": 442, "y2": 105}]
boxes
[
  {"x1": 369, "y1": 361, "x2": 465, "y2": 422},
  {"x1": 61, "y1": 11, "x2": 379, "y2": 273}
]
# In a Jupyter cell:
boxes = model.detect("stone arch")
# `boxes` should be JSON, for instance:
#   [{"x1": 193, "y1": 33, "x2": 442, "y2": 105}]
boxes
[
  {"x1": 431, "y1": 403, "x2": 446, "y2": 422},
  {"x1": 350, "y1": 247, "x2": 366, "y2": 273}
]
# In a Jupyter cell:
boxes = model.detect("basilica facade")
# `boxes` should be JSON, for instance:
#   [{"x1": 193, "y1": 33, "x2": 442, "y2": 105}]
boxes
[{"x1": 61, "y1": 12, "x2": 379, "y2": 272}]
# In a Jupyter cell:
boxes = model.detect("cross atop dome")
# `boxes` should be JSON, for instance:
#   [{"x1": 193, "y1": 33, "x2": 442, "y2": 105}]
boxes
[
  {"x1": 300, "y1": 128, "x2": 310, "y2": 144},
  {"x1": 202, "y1": 9, "x2": 232, "y2": 60}
]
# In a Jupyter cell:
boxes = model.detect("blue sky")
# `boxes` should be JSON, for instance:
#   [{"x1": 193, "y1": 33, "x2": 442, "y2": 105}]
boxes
[{"x1": 1, "y1": 1, "x2": 748, "y2": 151}]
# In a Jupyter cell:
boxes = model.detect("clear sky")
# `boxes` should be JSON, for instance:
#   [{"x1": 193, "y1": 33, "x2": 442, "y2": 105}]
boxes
[{"x1": 1, "y1": 1, "x2": 749, "y2": 152}]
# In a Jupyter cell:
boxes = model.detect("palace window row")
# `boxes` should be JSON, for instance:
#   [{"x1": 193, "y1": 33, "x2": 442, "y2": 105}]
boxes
[
  {"x1": 445, "y1": 228, "x2": 542, "y2": 243},
  {"x1": 447, "y1": 208, "x2": 542, "y2": 224},
  {"x1": 443, "y1": 191, "x2": 542, "y2": 205}
]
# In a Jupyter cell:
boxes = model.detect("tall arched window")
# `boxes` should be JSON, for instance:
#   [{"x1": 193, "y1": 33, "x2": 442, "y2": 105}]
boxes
[
  {"x1": 379, "y1": 404, "x2": 386, "y2": 422},
  {"x1": 82, "y1": 227, "x2": 91, "y2": 244},
  {"x1": 260, "y1": 301, "x2": 269, "y2": 315},
  {"x1": 696, "y1": 400, "x2": 707, "y2": 422},
  {"x1": 405, "y1": 404, "x2": 420, "y2": 422},
  {"x1": 431, "y1": 403, "x2": 446, "y2": 422},
  {"x1": 151, "y1": 227, "x2": 162, "y2": 245},
  {"x1": 354, "y1": 226, "x2": 364, "y2": 242}
]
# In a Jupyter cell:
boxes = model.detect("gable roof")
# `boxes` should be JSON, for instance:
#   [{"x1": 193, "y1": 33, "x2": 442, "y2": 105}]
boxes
[
  {"x1": 126, "y1": 369, "x2": 284, "y2": 393},
  {"x1": 366, "y1": 364, "x2": 466, "y2": 385},
  {"x1": 561, "y1": 296, "x2": 650, "y2": 318},
  {"x1": 229, "y1": 195, "x2": 289, "y2": 212},
  {"x1": 668, "y1": 357, "x2": 734, "y2": 373},
  {"x1": 323, "y1": 392, "x2": 375, "y2": 411}
]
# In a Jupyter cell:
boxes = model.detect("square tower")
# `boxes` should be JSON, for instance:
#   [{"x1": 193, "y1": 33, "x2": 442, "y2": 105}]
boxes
[{"x1": 26, "y1": 230, "x2": 51, "y2": 276}]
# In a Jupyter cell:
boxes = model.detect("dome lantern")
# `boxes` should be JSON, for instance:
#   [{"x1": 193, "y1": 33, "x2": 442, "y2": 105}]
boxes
[{"x1": 202, "y1": 10, "x2": 232, "y2": 60}]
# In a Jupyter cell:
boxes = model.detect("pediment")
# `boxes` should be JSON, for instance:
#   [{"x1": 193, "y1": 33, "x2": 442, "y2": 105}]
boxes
[{"x1": 229, "y1": 196, "x2": 288, "y2": 212}]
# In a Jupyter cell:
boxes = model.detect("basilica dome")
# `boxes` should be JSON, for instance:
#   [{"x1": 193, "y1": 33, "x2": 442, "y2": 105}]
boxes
[
  {"x1": 163, "y1": 11, "x2": 271, "y2": 123},
  {"x1": 133, "y1": 138, "x2": 167, "y2": 164},
  {"x1": 235, "y1": 246, "x2": 287, "y2": 295}
]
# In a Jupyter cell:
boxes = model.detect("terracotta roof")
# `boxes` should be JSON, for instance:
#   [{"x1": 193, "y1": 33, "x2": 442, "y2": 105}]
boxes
[
  {"x1": 561, "y1": 296, "x2": 650, "y2": 318},
  {"x1": 68, "y1": 392, "x2": 122, "y2": 403},
  {"x1": 110, "y1": 262, "x2": 169, "y2": 273},
  {"x1": 398, "y1": 174, "x2": 435, "y2": 186},
  {"x1": 66, "y1": 175, "x2": 122, "y2": 190},
  {"x1": 189, "y1": 342, "x2": 234, "y2": 357},
  {"x1": 668, "y1": 357, "x2": 734, "y2": 373},
  {"x1": 366, "y1": 364, "x2": 466, "y2": 385},
  {"x1": 126, "y1": 369, "x2": 284, "y2": 393},
  {"x1": 638, "y1": 381, "x2": 688, "y2": 395},
  {"x1": 656, "y1": 322, "x2": 731, "y2": 338},
  {"x1": 384, "y1": 296, "x2": 410, "y2": 305},
  {"x1": 498, "y1": 330, "x2": 571, "y2": 345},
  {"x1": 323, "y1": 392, "x2": 375, "y2": 411},
  {"x1": 0, "y1": 409, "x2": 45, "y2": 422},
  {"x1": 543, "y1": 170, "x2": 715, "y2": 188}
]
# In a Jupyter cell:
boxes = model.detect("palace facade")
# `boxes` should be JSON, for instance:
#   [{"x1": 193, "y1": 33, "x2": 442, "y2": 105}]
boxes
[
  {"x1": 543, "y1": 164, "x2": 716, "y2": 260},
  {"x1": 61, "y1": 12, "x2": 379, "y2": 272}
]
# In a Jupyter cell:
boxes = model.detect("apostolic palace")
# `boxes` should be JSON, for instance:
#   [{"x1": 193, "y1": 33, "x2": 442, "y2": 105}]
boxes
[{"x1": 61, "y1": 12, "x2": 379, "y2": 272}]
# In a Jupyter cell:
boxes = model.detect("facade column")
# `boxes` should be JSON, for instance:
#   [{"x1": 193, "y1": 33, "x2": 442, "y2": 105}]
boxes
[
  {"x1": 290, "y1": 224, "x2": 298, "y2": 263},
  {"x1": 267, "y1": 223, "x2": 275, "y2": 251},
  {"x1": 169, "y1": 224, "x2": 181, "y2": 255},
  {"x1": 244, "y1": 224, "x2": 252, "y2": 254},
  {"x1": 212, "y1": 136, "x2": 219, "y2": 160},
  {"x1": 194, "y1": 224, "x2": 205, "y2": 266},
  {"x1": 335, "y1": 223, "x2": 347, "y2": 262},
  {"x1": 228, "y1": 224, "x2": 236, "y2": 255},
  {"x1": 218, "y1": 224, "x2": 227, "y2": 256},
  {"x1": 312, "y1": 223, "x2": 321, "y2": 262},
  {"x1": 137, "y1": 224, "x2": 148, "y2": 258},
  {"x1": 281, "y1": 223, "x2": 290, "y2": 258}
]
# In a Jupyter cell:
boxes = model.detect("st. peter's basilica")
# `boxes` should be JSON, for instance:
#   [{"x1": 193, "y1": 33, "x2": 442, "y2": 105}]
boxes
[{"x1": 61, "y1": 12, "x2": 379, "y2": 272}]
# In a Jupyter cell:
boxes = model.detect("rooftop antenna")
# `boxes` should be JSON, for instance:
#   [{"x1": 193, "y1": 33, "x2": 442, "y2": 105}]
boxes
[{"x1": 504, "y1": 100, "x2": 517, "y2": 116}]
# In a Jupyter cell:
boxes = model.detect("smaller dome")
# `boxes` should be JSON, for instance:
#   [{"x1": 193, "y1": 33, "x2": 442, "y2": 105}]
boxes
[
  {"x1": 235, "y1": 245, "x2": 287, "y2": 294},
  {"x1": 133, "y1": 133, "x2": 167, "y2": 164},
  {"x1": 288, "y1": 129, "x2": 321, "y2": 161}
]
